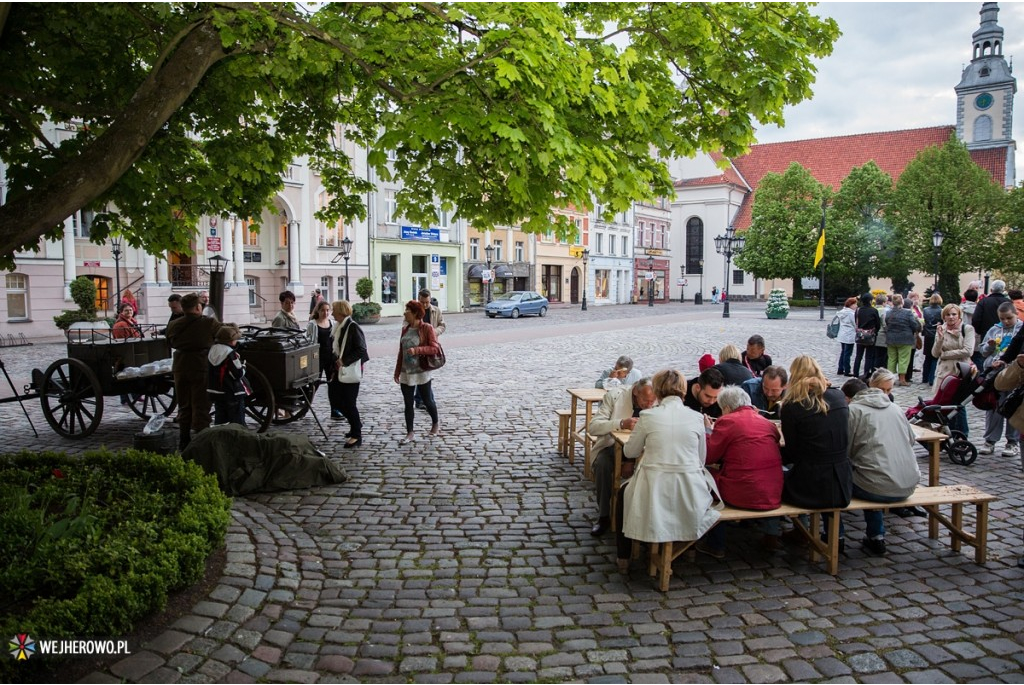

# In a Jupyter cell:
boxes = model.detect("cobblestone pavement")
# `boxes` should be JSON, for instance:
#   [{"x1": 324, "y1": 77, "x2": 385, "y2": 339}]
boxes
[{"x1": 3, "y1": 302, "x2": 1024, "y2": 683}]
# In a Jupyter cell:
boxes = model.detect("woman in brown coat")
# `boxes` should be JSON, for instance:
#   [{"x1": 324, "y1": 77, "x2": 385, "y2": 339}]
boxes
[{"x1": 394, "y1": 300, "x2": 442, "y2": 444}]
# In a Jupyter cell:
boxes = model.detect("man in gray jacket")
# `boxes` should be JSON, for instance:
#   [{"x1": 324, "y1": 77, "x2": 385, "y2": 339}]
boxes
[{"x1": 846, "y1": 368, "x2": 921, "y2": 556}]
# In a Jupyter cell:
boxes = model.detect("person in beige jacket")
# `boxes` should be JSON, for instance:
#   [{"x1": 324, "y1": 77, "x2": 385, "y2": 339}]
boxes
[
  {"x1": 586, "y1": 379, "x2": 656, "y2": 536},
  {"x1": 931, "y1": 303, "x2": 976, "y2": 439},
  {"x1": 994, "y1": 353, "x2": 1024, "y2": 568}
]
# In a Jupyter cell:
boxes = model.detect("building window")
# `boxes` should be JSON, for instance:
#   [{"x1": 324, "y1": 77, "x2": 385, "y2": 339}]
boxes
[
  {"x1": 634, "y1": 225, "x2": 643, "y2": 247},
  {"x1": 609, "y1": 235, "x2": 616, "y2": 256},
  {"x1": 541, "y1": 264, "x2": 562, "y2": 302},
  {"x1": 243, "y1": 219, "x2": 259, "y2": 247},
  {"x1": 316, "y1": 191, "x2": 341, "y2": 247},
  {"x1": 384, "y1": 190, "x2": 398, "y2": 224},
  {"x1": 72, "y1": 210, "x2": 94, "y2": 238},
  {"x1": 621, "y1": 236, "x2": 628, "y2": 257},
  {"x1": 595, "y1": 233, "x2": 604, "y2": 254},
  {"x1": 974, "y1": 114, "x2": 993, "y2": 142},
  {"x1": 574, "y1": 219, "x2": 583, "y2": 245},
  {"x1": 5, "y1": 273, "x2": 28, "y2": 320},
  {"x1": 594, "y1": 269, "x2": 610, "y2": 299},
  {"x1": 469, "y1": 238, "x2": 479, "y2": 261},
  {"x1": 493, "y1": 240, "x2": 503, "y2": 262},
  {"x1": 733, "y1": 269, "x2": 744, "y2": 286},
  {"x1": 685, "y1": 217, "x2": 704, "y2": 274},
  {"x1": 247, "y1": 277, "x2": 258, "y2": 307},
  {"x1": 663, "y1": 224, "x2": 671, "y2": 250},
  {"x1": 90, "y1": 276, "x2": 111, "y2": 312},
  {"x1": 643, "y1": 221, "x2": 652, "y2": 247},
  {"x1": 434, "y1": 201, "x2": 450, "y2": 228},
  {"x1": 279, "y1": 222, "x2": 288, "y2": 247},
  {"x1": 387, "y1": 148, "x2": 398, "y2": 162},
  {"x1": 515, "y1": 241, "x2": 524, "y2": 262},
  {"x1": 381, "y1": 254, "x2": 399, "y2": 303}
]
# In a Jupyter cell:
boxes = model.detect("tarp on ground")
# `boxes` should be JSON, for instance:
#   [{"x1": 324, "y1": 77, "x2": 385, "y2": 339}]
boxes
[{"x1": 182, "y1": 424, "x2": 347, "y2": 495}]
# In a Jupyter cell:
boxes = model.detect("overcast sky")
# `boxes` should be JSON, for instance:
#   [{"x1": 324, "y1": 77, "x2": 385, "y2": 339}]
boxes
[{"x1": 755, "y1": 2, "x2": 1024, "y2": 178}]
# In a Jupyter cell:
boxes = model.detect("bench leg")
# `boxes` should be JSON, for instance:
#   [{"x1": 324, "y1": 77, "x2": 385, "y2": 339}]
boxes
[
  {"x1": 659, "y1": 541, "x2": 673, "y2": 592},
  {"x1": 557, "y1": 414, "x2": 568, "y2": 457},
  {"x1": 648, "y1": 542, "x2": 660, "y2": 578},
  {"x1": 825, "y1": 512, "x2": 841, "y2": 575},
  {"x1": 975, "y1": 502, "x2": 989, "y2": 564},
  {"x1": 951, "y1": 503, "x2": 963, "y2": 554}
]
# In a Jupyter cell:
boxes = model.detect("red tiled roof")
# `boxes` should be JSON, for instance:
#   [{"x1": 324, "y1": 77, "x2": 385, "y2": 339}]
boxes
[
  {"x1": 674, "y1": 152, "x2": 750, "y2": 190},
  {"x1": 677, "y1": 126, "x2": 1008, "y2": 229}
]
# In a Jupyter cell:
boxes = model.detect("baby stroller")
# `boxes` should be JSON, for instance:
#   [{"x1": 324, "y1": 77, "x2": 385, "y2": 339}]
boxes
[{"x1": 904, "y1": 361, "x2": 989, "y2": 466}]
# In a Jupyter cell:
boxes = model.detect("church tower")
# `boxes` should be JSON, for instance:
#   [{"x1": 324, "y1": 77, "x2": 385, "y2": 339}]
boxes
[{"x1": 956, "y1": 2, "x2": 1016, "y2": 185}]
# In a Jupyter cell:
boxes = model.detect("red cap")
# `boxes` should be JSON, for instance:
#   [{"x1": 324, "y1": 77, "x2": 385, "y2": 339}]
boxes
[{"x1": 698, "y1": 353, "x2": 716, "y2": 373}]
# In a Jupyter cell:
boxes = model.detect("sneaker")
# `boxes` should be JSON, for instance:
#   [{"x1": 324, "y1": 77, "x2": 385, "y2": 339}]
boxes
[
  {"x1": 862, "y1": 537, "x2": 887, "y2": 556},
  {"x1": 695, "y1": 541, "x2": 725, "y2": 559},
  {"x1": 1001, "y1": 442, "x2": 1020, "y2": 458},
  {"x1": 979, "y1": 442, "x2": 996, "y2": 455}
]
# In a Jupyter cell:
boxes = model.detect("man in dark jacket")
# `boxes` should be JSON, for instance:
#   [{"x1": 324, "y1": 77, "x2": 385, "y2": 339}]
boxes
[
  {"x1": 168, "y1": 292, "x2": 224, "y2": 449},
  {"x1": 973, "y1": 280, "x2": 1009, "y2": 367}
]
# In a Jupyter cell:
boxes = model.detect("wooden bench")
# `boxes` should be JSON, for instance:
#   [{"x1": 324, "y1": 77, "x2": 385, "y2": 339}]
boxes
[
  {"x1": 554, "y1": 409, "x2": 572, "y2": 461},
  {"x1": 641, "y1": 484, "x2": 996, "y2": 592}
]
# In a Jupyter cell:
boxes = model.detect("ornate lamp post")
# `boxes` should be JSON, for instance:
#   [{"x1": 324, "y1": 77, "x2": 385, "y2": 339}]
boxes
[
  {"x1": 581, "y1": 248, "x2": 590, "y2": 311},
  {"x1": 696, "y1": 258, "x2": 704, "y2": 305},
  {"x1": 109, "y1": 235, "x2": 123, "y2": 312},
  {"x1": 208, "y1": 254, "x2": 229, "y2": 321},
  {"x1": 713, "y1": 225, "x2": 745, "y2": 319},
  {"x1": 931, "y1": 229, "x2": 944, "y2": 293},
  {"x1": 484, "y1": 243, "x2": 495, "y2": 304},
  {"x1": 332, "y1": 236, "x2": 354, "y2": 301},
  {"x1": 647, "y1": 255, "x2": 655, "y2": 307},
  {"x1": 983, "y1": 268, "x2": 991, "y2": 296},
  {"x1": 680, "y1": 265, "x2": 685, "y2": 303}
]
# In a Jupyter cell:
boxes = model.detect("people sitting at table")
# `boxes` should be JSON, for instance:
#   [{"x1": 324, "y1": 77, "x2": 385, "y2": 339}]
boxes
[
  {"x1": 684, "y1": 367, "x2": 724, "y2": 422},
  {"x1": 616, "y1": 369, "x2": 722, "y2": 575},
  {"x1": 741, "y1": 335, "x2": 773, "y2": 377},
  {"x1": 594, "y1": 355, "x2": 643, "y2": 389},
  {"x1": 698, "y1": 386, "x2": 784, "y2": 557},
  {"x1": 587, "y1": 377, "x2": 657, "y2": 537},
  {"x1": 845, "y1": 368, "x2": 922, "y2": 555},
  {"x1": 779, "y1": 355, "x2": 852, "y2": 547},
  {"x1": 713, "y1": 344, "x2": 754, "y2": 386},
  {"x1": 741, "y1": 365, "x2": 788, "y2": 420}
]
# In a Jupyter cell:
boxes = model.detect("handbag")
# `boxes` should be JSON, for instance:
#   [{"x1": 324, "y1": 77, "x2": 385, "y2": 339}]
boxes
[
  {"x1": 997, "y1": 385, "x2": 1024, "y2": 419},
  {"x1": 855, "y1": 328, "x2": 877, "y2": 346},
  {"x1": 420, "y1": 340, "x2": 446, "y2": 371},
  {"x1": 336, "y1": 323, "x2": 362, "y2": 384},
  {"x1": 826, "y1": 315, "x2": 840, "y2": 339},
  {"x1": 915, "y1": 333, "x2": 924, "y2": 351}
]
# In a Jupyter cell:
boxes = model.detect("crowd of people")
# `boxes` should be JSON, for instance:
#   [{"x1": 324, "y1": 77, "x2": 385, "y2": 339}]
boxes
[{"x1": 589, "y1": 289, "x2": 1024, "y2": 571}]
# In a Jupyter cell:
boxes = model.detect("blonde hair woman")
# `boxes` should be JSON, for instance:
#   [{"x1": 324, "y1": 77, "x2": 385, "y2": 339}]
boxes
[
  {"x1": 714, "y1": 343, "x2": 754, "y2": 386},
  {"x1": 331, "y1": 300, "x2": 369, "y2": 448},
  {"x1": 617, "y1": 368, "x2": 722, "y2": 574},
  {"x1": 779, "y1": 355, "x2": 852, "y2": 511}
]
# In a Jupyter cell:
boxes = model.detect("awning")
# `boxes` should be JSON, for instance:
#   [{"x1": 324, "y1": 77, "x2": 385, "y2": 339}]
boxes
[
  {"x1": 467, "y1": 264, "x2": 484, "y2": 279},
  {"x1": 494, "y1": 264, "x2": 514, "y2": 279}
]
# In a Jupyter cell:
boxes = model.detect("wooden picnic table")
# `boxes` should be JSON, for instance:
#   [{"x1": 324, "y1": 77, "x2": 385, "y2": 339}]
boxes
[
  {"x1": 566, "y1": 387, "x2": 606, "y2": 479},
  {"x1": 611, "y1": 421, "x2": 950, "y2": 539}
]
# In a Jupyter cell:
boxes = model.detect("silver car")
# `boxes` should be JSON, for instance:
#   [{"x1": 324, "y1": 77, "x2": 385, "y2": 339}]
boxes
[{"x1": 484, "y1": 291, "x2": 549, "y2": 319}]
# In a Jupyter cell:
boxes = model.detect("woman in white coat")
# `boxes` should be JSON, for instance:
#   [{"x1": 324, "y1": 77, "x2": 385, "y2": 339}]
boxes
[
  {"x1": 836, "y1": 296, "x2": 858, "y2": 376},
  {"x1": 616, "y1": 368, "x2": 722, "y2": 574}
]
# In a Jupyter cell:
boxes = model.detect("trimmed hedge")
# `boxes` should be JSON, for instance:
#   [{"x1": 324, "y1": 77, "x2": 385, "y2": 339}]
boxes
[
  {"x1": 788, "y1": 298, "x2": 822, "y2": 307},
  {"x1": 0, "y1": 449, "x2": 231, "y2": 680}
]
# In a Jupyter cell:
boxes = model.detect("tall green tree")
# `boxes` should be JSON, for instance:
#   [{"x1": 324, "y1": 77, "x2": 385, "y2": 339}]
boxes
[
  {"x1": 0, "y1": 3, "x2": 838, "y2": 270},
  {"x1": 828, "y1": 161, "x2": 897, "y2": 295},
  {"x1": 889, "y1": 134, "x2": 1005, "y2": 303},
  {"x1": 735, "y1": 162, "x2": 828, "y2": 297},
  {"x1": 996, "y1": 183, "x2": 1024, "y2": 286}
]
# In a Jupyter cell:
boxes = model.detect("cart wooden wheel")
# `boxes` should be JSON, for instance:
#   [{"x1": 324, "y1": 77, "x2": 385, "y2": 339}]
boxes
[
  {"x1": 39, "y1": 358, "x2": 103, "y2": 439},
  {"x1": 243, "y1": 366, "x2": 274, "y2": 433},
  {"x1": 271, "y1": 382, "x2": 317, "y2": 424},
  {"x1": 127, "y1": 375, "x2": 177, "y2": 420}
]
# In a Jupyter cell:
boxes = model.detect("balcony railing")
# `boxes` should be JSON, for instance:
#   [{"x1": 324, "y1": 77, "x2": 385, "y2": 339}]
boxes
[{"x1": 170, "y1": 264, "x2": 211, "y2": 288}]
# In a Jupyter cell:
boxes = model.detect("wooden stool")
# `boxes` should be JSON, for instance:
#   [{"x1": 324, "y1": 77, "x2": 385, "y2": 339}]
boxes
[{"x1": 554, "y1": 409, "x2": 572, "y2": 461}]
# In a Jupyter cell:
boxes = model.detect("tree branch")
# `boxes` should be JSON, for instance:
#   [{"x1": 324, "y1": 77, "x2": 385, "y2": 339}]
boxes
[
  {"x1": 0, "y1": 99, "x2": 59, "y2": 154},
  {"x1": 0, "y1": 87, "x2": 118, "y2": 119}
]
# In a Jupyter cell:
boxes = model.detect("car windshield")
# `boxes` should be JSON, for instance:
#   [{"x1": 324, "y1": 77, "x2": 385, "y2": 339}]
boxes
[{"x1": 494, "y1": 293, "x2": 523, "y2": 302}]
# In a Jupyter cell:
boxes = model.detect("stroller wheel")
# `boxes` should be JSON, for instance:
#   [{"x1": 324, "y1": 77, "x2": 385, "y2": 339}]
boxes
[{"x1": 947, "y1": 438, "x2": 978, "y2": 466}]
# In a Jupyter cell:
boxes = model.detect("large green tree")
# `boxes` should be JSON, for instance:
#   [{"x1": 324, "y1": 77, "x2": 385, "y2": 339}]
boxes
[
  {"x1": 889, "y1": 134, "x2": 1005, "y2": 303},
  {"x1": 828, "y1": 161, "x2": 897, "y2": 295},
  {"x1": 735, "y1": 161, "x2": 829, "y2": 297},
  {"x1": 0, "y1": 2, "x2": 838, "y2": 269}
]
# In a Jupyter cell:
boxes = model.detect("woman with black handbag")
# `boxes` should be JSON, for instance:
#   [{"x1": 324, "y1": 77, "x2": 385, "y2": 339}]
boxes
[
  {"x1": 852, "y1": 293, "x2": 880, "y2": 379},
  {"x1": 331, "y1": 300, "x2": 368, "y2": 449},
  {"x1": 394, "y1": 300, "x2": 442, "y2": 444}
]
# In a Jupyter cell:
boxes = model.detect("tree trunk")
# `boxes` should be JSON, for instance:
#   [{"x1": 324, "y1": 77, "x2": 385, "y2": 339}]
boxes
[
  {"x1": 0, "y1": 20, "x2": 228, "y2": 258},
  {"x1": 791, "y1": 277, "x2": 804, "y2": 300}
]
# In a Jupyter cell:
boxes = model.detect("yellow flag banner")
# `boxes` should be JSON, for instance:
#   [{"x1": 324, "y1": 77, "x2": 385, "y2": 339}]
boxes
[{"x1": 813, "y1": 229, "x2": 825, "y2": 269}]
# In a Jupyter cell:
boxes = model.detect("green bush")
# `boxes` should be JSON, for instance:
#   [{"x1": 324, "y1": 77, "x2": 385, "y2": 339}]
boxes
[
  {"x1": 788, "y1": 298, "x2": 822, "y2": 307},
  {"x1": 0, "y1": 449, "x2": 231, "y2": 680},
  {"x1": 52, "y1": 309, "x2": 99, "y2": 331},
  {"x1": 69, "y1": 277, "x2": 97, "y2": 315},
  {"x1": 355, "y1": 276, "x2": 374, "y2": 302},
  {"x1": 352, "y1": 301, "x2": 382, "y2": 319}
]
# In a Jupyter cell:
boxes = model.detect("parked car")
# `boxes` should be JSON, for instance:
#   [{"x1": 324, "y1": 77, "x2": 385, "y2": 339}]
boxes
[{"x1": 484, "y1": 291, "x2": 549, "y2": 319}]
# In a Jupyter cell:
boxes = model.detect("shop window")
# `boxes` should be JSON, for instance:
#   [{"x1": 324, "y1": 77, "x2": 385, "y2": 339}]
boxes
[
  {"x1": 381, "y1": 254, "x2": 399, "y2": 303},
  {"x1": 5, "y1": 273, "x2": 28, "y2": 320},
  {"x1": 594, "y1": 269, "x2": 610, "y2": 299}
]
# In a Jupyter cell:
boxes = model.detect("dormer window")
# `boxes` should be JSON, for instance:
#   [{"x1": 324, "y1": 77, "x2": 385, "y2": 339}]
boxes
[{"x1": 980, "y1": 66, "x2": 991, "y2": 78}]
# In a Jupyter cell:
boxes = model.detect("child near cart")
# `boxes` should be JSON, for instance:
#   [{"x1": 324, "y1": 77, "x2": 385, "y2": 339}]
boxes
[{"x1": 208, "y1": 324, "x2": 250, "y2": 427}]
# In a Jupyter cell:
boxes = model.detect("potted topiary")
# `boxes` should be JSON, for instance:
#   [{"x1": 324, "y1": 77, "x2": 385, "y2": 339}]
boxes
[
  {"x1": 765, "y1": 288, "x2": 790, "y2": 319},
  {"x1": 54, "y1": 276, "x2": 102, "y2": 330},
  {"x1": 352, "y1": 276, "x2": 381, "y2": 324}
]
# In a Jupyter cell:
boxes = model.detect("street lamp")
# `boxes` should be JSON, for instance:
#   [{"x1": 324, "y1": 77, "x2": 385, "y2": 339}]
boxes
[
  {"x1": 208, "y1": 254, "x2": 229, "y2": 321},
  {"x1": 696, "y1": 258, "x2": 704, "y2": 305},
  {"x1": 647, "y1": 255, "x2": 655, "y2": 307},
  {"x1": 581, "y1": 247, "x2": 590, "y2": 311},
  {"x1": 680, "y1": 265, "x2": 685, "y2": 303},
  {"x1": 484, "y1": 243, "x2": 495, "y2": 304},
  {"x1": 983, "y1": 268, "x2": 992, "y2": 296},
  {"x1": 714, "y1": 225, "x2": 745, "y2": 319},
  {"x1": 331, "y1": 236, "x2": 354, "y2": 301},
  {"x1": 109, "y1": 235, "x2": 122, "y2": 312},
  {"x1": 931, "y1": 228, "x2": 944, "y2": 293}
]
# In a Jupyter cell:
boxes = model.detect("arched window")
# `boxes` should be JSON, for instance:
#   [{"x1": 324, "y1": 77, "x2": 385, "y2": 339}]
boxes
[
  {"x1": 685, "y1": 217, "x2": 704, "y2": 274},
  {"x1": 974, "y1": 114, "x2": 993, "y2": 142}
]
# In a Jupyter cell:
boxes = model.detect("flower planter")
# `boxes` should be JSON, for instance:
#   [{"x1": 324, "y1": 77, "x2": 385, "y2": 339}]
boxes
[
  {"x1": 353, "y1": 313, "x2": 380, "y2": 325},
  {"x1": 766, "y1": 311, "x2": 788, "y2": 320}
]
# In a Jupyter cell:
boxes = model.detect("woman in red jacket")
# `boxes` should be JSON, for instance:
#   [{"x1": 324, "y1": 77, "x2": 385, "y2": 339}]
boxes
[
  {"x1": 698, "y1": 385, "x2": 784, "y2": 558},
  {"x1": 394, "y1": 300, "x2": 442, "y2": 444}
]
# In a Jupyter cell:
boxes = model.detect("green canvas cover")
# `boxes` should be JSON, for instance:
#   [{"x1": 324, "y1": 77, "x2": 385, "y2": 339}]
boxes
[{"x1": 182, "y1": 424, "x2": 348, "y2": 495}]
